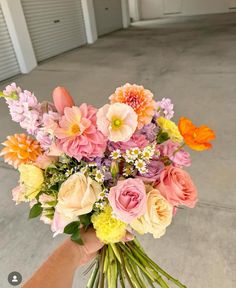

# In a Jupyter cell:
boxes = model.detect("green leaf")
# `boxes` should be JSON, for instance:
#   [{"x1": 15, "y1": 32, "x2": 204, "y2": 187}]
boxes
[
  {"x1": 79, "y1": 214, "x2": 91, "y2": 230},
  {"x1": 157, "y1": 131, "x2": 170, "y2": 144},
  {"x1": 64, "y1": 221, "x2": 80, "y2": 234},
  {"x1": 29, "y1": 203, "x2": 43, "y2": 219},
  {"x1": 71, "y1": 229, "x2": 84, "y2": 245}
]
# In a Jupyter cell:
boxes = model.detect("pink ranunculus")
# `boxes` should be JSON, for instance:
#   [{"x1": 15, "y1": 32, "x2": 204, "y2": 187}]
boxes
[
  {"x1": 108, "y1": 178, "x2": 147, "y2": 223},
  {"x1": 52, "y1": 87, "x2": 75, "y2": 114},
  {"x1": 155, "y1": 165, "x2": 198, "y2": 208},
  {"x1": 160, "y1": 140, "x2": 191, "y2": 168},
  {"x1": 55, "y1": 104, "x2": 107, "y2": 161},
  {"x1": 42, "y1": 111, "x2": 60, "y2": 134},
  {"x1": 108, "y1": 133, "x2": 149, "y2": 152},
  {"x1": 51, "y1": 210, "x2": 76, "y2": 237},
  {"x1": 47, "y1": 141, "x2": 64, "y2": 157},
  {"x1": 35, "y1": 154, "x2": 58, "y2": 169}
]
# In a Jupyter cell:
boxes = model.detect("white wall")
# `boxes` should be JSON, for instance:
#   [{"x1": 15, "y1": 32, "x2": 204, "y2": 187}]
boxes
[
  {"x1": 129, "y1": 0, "x2": 141, "y2": 21},
  {"x1": 0, "y1": 0, "x2": 37, "y2": 73},
  {"x1": 139, "y1": 0, "x2": 235, "y2": 19}
]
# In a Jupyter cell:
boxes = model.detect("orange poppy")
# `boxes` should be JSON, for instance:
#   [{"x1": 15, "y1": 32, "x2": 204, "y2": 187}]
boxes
[{"x1": 178, "y1": 117, "x2": 216, "y2": 151}]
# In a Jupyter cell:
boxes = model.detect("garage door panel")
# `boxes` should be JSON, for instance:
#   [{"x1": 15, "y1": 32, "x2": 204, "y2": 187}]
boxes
[
  {"x1": 94, "y1": 0, "x2": 123, "y2": 36},
  {"x1": 21, "y1": 0, "x2": 87, "y2": 61},
  {"x1": 0, "y1": 6, "x2": 20, "y2": 81}
]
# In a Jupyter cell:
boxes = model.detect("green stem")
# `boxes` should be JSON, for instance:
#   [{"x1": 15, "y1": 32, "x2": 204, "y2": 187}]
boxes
[
  {"x1": 116, "y1": 245, "x2": 135, "y2": 288},
  {"x1": 117, "y1": 260, "x2": 125, "y2": 288},
  {"x1": 86, "y1": 259, "x2": 99, "y2": 288},
  {"x1": 98, "y1": 246, "x2": 106, "y2": 288},
  {"x1": 127, "y1": 242, "x2": 169, "y2": 288},
  {"x1": 132, "y1": 241, "x2": 187, "y2": 288},
  {"x1": 173, "y1": 143, "x2": 185, "y2": 156},
  {"x1": 124, "y1": 256, "x2": 143, "y2": 288},
  {"x1": 118, "y1": 243, "x2": 155, "y2": 282}
]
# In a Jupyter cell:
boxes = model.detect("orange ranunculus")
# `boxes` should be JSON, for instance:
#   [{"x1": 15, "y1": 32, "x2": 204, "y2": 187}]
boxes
[{"x1": 178, "y1": 117, "x2": 215, "y2": 151}]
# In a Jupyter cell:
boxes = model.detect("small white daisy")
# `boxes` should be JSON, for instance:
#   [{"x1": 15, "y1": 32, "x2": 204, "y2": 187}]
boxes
[
  {"x1": 131, "y1": 147, "x2": 141, "y2": 159},
  {"x1": 111, "y1": 149, "x2": 121, "y2": 160},
  {"x1": 88, "y1": 162, "x2": 97, "y2": 167},
  {"x1": 124, "y1": 149, "x2": 136, "y2": 162},
  {"x1": 139, "y1": 167, "x2": 148, "y2": 174},
  {"x1": 123, "y1": 166, "x2": 134, "y2": 177},
  {"x1": 95, "y1": 170, "x2": 105, "y2": 183},
  {"x1": 135, "y1": 159, "x2": 147, "y2": 173}
]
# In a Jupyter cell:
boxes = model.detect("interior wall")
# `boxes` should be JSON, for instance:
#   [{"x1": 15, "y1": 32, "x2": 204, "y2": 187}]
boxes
[{"x1": 140, "y1": 0, "x2": 234, "y2": 19}]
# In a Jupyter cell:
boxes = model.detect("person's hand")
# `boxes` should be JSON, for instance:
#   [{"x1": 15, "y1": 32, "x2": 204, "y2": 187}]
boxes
[
  {"x1": 69, "y1": 228, "x2": 134, "y2": 266},
  {"x1": 63, "y1": 228, "x2": 103, "y2": 266},
  {"x1": 23, "y1": 228, "x2": 134, "y2": 288}
]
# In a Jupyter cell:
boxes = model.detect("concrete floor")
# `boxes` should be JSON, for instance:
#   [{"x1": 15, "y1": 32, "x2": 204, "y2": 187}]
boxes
[{"x1": 0, "y1": 12, "x2": 236, "y2": 288}]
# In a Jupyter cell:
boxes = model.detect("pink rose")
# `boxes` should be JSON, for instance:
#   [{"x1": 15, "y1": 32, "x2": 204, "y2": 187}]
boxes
[
  {"x1": 160, "y1": 140, "x2": 191, "y2": 168},
  {"x1": 108, "y1": 178, "x2": 146, "y2": 223},
  {"x1": 155, "y1": 166, "x2": 198, "y2": 208},
  {"x1": 51, "y1": 210, "x2": 76, "y2": 237}
]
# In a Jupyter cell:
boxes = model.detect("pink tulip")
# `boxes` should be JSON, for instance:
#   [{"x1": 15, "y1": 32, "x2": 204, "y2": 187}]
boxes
[{"x1": 52, "y1": 86, "x2": 75, "y2": 114}]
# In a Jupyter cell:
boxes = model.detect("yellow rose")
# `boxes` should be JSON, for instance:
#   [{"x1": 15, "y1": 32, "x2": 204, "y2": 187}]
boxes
[
  {"x1": 131, "y1": 186, "x2": 173, "y2": 238},
  {"x1": 19, "y1": 164, "x2": 44, "y2": 200},
  {"x1": 56, "y1": 173, "x2": 102, "y2": 219},
  {"x1": 157, "y1": 117, "x2": 183, "y2": 143}
]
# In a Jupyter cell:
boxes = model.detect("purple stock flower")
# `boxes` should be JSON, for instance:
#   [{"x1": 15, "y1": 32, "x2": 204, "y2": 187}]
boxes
[
  {"x1": 6, "y1": 89, "x2": 43, "y2": 135},
  {"x1": 156, "y1": 98, "x2": 174, "y2": 120},
  {"x1": 138, "y1": 123, "x2": 159, "y2": 142}
]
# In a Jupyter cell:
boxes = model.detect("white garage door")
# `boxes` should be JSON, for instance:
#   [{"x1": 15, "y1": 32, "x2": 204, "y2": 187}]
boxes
[
  {"x1": 21, "y1": 0, "x2": 87, "y2": 62},
  {"x1": 93, "y1": 0, "x2": 123, "y2": 36},
  {"x1": 0, "y1": 6, "x2": 20, "y2": 82}
]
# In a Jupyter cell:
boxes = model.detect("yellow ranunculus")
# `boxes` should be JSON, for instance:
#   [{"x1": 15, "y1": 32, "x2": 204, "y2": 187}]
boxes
[
  {"x1": 19, "y1": 164, "x2": 44, "y2": 200},
  {"x1": 157, "y1": 117, "x2": 183, "y2": 143},
  {"x1": 92, "y1": 206, "x2": 127, "y2": 244},
  {"x1": 131, "y1": 186, "x2": 173, "y2": 238}
]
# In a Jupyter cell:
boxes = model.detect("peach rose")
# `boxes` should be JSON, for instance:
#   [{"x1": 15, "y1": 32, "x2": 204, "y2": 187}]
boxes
[
  {"x1": 56, "y1": 173, "x2": 102, "y2": 219},
  {"x1": 131, "y1": 186, "x2": 173, "y2": 238},
  {"x1": 156, "y1": 165, "x2": 198, "y2": 208}
]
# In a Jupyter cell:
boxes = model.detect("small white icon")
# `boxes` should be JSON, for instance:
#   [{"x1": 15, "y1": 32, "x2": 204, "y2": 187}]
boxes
[
  {"x1": 12, "y1": 275, "x2": 18, "y2": 283},
  {"x1": 8, "y1": 271, "x2": 22, "y2": 286}
]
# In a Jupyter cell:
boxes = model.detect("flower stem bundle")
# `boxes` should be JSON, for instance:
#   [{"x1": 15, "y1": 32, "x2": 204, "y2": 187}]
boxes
[{"x1": 87, "y1": 239, "x2": 187, "y2": 288}]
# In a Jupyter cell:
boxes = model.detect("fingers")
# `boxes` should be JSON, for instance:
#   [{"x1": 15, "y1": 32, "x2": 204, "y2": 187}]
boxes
[
  {"x1": 122, "y1": 231, "x2": 134, "y2": 242},
  {"x1": 80, "y1": 228, "x2": 104, "y2": 255}
]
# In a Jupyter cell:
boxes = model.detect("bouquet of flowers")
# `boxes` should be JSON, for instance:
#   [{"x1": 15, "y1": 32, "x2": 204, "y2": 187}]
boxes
[{"x1": 0, "y1": 83, "x2": 215, "y2": 288}]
